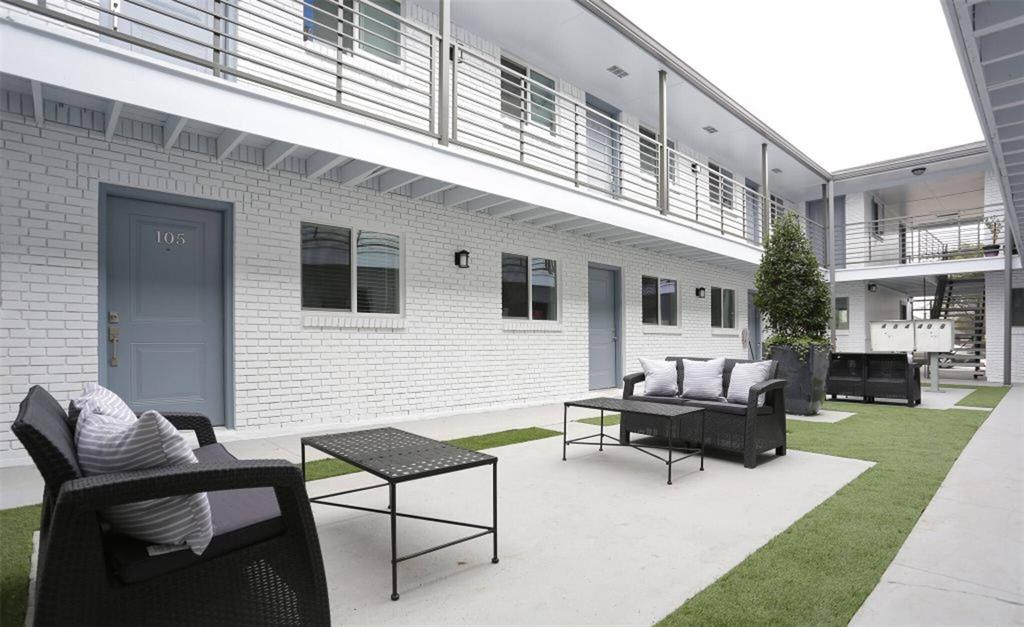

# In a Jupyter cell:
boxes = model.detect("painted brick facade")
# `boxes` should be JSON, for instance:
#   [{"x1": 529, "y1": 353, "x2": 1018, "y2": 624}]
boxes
[{"x1": 0, "y1": 108, "x2": 754, "y2": 464}]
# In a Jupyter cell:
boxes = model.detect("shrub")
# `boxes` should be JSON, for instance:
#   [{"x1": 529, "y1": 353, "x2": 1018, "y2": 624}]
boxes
[{"x1": 754, "y1": 212, "x2": 831, "y2": 354}]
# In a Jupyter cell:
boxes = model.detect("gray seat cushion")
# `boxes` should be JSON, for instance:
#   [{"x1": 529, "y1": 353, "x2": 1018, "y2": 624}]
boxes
[
  {"x1": 627, "y1": 394, "x2": 688, "y2": 406},
  {"x1": 106, "y1": 443, "x2": 284, "y2": 584},
  {"x1": 680, "y1": 398, "x2": 772, "y2": 416}
]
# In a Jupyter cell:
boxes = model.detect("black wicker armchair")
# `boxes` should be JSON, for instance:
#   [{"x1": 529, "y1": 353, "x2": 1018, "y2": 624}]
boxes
[
  {"x1": 11, "y1": 385, "x2": 330, "y2": 627},
  {"x1": 621, "y1": 357, "x2": 787, "y2": 468}
]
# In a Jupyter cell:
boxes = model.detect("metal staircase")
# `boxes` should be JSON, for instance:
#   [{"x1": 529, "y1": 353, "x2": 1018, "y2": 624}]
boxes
[{"x1": 928, "y1": 273, "x2": 987, "y2": 378}]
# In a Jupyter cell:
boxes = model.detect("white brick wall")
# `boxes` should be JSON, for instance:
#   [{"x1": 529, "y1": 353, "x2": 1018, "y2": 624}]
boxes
[
  {"x1": 984, "y1": 269, "x2": 1023, "y2": 383},
  {"x1": 0, "y1": 108, "x2": 754, "y2": 464}
]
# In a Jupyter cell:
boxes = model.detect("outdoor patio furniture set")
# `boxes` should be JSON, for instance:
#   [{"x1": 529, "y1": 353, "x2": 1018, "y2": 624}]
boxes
[
  {"x1": 827, "y1": 352, "x2": 922, "y2": 406},
  {"x1": 11, "y1": 358, "x2": 786, "y2": 625}
]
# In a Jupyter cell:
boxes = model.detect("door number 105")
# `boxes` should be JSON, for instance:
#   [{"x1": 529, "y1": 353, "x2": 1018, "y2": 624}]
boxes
[{"x1": 155, "y1": 230, "x2": 187, "y2": 246}]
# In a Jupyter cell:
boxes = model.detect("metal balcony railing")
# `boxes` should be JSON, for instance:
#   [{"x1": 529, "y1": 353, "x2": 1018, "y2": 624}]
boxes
[
  {"x1": 842, "y1": 207, "x2": 1005, "y2": 267},
  {"x1": 7, "y1": 0, "x2": 796, "y2": 252}
]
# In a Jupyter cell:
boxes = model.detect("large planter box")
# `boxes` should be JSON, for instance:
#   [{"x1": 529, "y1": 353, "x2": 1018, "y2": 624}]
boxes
[{"x1": 770, "y1": 345, "x2": 830, "y2": 415}]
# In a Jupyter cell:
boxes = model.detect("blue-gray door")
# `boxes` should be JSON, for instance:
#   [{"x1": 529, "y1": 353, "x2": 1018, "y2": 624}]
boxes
[
  {"x1": 105, "y1": 196, "x2": 226, "y2": 425},
  {"x1": 588, "y1": 265, "x2": 620, "y2": 389},
  {"x1": 747, "y1": 289, "x2": 762, "y2": 360}
]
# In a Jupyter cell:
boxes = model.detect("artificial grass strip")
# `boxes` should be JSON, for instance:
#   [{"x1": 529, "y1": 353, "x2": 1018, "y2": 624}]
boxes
[
  {"x1": 302, "y1": 426, "x2": 560, "y2": 481},
  {"x1": 658, "y1": 401, "x2": 990, "y2": 627},
  {"x1": 1, "y1": 504, "x2": 41, "y2": 627},
  {"x1": 576, "y1": 413, "x2": 621, "y2": 427},
  {"x1": 950, "y1": 385, "x2": 1010, "y2": 408}
]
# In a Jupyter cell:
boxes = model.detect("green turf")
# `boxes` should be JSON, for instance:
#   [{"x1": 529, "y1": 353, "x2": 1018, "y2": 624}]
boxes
[
  {"x1": 1, "y1": 504, "x2": 41, "y2": 627},
  {"x1": 303, "y1": 426, "x2": 560, "y2": 481},
  {"x1": 658, "y1": 401, "x2": 991, "y2": 627},
  {"x1": 575, "y1": 413, "x2": 621, "y2": 427},
  {"x1": 940, "y1": 384, "x2": 1011, "y2": 408}
]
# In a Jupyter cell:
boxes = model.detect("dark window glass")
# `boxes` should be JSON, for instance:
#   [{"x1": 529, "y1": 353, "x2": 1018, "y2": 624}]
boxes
[
  {"x1": 641, "y1": 276, "x2": 658, "y2": 324},
  {"x1": 711, "y1": 286, "x2": 722, "y2": 328},
  {"x1": 722, "y1": 288, "x2": 735, "y2": 328},
  {"x1": 639, "y1": 127, "x2": 658, "y2": 175},
  {"x1": 502, "y1": 253, "x2": 528, "y2": 318},
  {"x1": 304, "y1": 0, "x2": 354, "y2": 50},
  {"x1": 835, "y1": 296, "x2": 850, "y2": 330},
  {"x1": 301, "y1": 222, "x2": 351, "y2": 310},
  {"x1": 871, "y1": 197, "x2": 884, "y2": 236},
  {"x1": 1012, "y1": 288, "x2": 1024, "y2": 327},
  {"x1": 361, "y1": 0, "x2": 401, "y2": 63},
  {"x1": 532, "y1": 257, "x2": 557, "y2": 320},
  {"x1": 530, "y1": 69, "x2": 556, "y2": 131},
  {"x1": 500, "y1": 58, "x2": 527, "y2": 120},
  {"x1": 355, "y1": 230, "x2": 400, "y2": 313},
  {"x1": 660, "y1": 278, "x2": 677, "y2": 326}
]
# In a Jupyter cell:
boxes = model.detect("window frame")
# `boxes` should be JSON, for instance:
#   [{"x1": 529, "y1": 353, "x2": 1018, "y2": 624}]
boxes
[
  {"x1": 300, "y1": 220, "x2": 405, "y2": 317},
  {"x1": 638, "y1": 125, "x2": 676, "y2": 181},
  {"x1": 871, "y1": 195, "x2": 885, "y2": 238},
  {"x1": 835, "y1": 296, "x2": 850, "y2": 331},
  {"x1": 710, "y1": 286, "x2": 736, "y2": 329},
  {"x1": 499, "y1": 55, "x2": 557, "y2": 134},
  {"x1": 501, "y1": 252, "x2": 559, "y2": 321},
  {"x1": 708, "y1": 161, "x2": 734, "y2": 210},
  {"x1": 641, "y1": 274, "x2": 679, "y2": 327}
]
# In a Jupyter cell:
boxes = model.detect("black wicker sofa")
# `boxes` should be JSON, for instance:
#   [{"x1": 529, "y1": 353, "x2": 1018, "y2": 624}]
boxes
[
  {"x1": 621, "y1": 357, "x2": 788, "y2": 468},
  {"x1": 11, "y1": 385, "x2": 330, "y2": 627}
]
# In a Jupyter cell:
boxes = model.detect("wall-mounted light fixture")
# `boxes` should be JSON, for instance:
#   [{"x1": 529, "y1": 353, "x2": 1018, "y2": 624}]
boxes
[
  {"x1": 695, "y1": 287, "x2": 706, "y2": 299},
  {"x1": 454, "y1": 250, "x2": 470, "y2": 268},
  {"x1": 867, "y1": 283, "x2": 878, "y2": 292},
  {"x1": 911, "y1": 167, "x2": 926, "y2": 176}
]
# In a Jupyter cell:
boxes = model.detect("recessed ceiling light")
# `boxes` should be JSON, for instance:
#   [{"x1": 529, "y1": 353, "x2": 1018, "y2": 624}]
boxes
[
  {"x1": 771, "y1": 167, "x2": 782, "y2": 174},
  {"x1": 702, "y1": 125, "x2": 718, "y2": 134},
  {"x1": 911, "y1": 167, "x2": 926, "y2": 176},
  {"x1": 606, "y1": 65, "x2": 629, "y2": 78}
]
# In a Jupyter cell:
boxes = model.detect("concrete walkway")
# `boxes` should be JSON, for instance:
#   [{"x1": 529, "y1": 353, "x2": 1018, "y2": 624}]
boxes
[{"x1": 852, "y1": 384, "x2": 1024, "y2": 626}]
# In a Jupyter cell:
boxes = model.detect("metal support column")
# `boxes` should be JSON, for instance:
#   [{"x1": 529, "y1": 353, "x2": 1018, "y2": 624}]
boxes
[
  {"x1": 826, "y1": 181, "x2": 837, "y2": 348},
  {"x1": 437, "y1": 0, "x2": 451, "y2": 145},
  {"x1": 1005, "y1": 211, "x2": 1013, "y2": 385},
  {"x1": 761, "y1": 143, "x2": 769, "y2": 245},
  {"x1": 657, "y1": 69, "x2": 669, "y2": 215}
]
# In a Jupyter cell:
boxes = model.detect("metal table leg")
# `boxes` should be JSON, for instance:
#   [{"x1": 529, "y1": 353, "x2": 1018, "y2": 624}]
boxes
[
  {"x1": 491, "y1": 462, "x2": 499, "y2": 564},
  {"x1": 301, "y1": 443, "x2": 306, "y2": 482},
  {"x1": 700, "y1": 414, "x2": 705, "y2": 471},
  {"x1": 667, "y1": 419, "x2": 673, "y2": 485},
  {"x1": 390, "y1": 483, "x2": 399, "y2": 601},
  {"x1": 599, "y1": 409, "x2": 604, "y2": 452},
  {"x1": 562, "y1": 404, "x2": 567, "y2": 461}
]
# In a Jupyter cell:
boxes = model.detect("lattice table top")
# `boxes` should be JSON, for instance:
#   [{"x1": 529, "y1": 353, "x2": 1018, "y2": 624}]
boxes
[{"x1": 302, "y1": 428, "x2": 495, "y2": 482}]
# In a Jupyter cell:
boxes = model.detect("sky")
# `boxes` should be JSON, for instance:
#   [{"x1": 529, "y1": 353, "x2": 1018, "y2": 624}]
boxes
[{"x1": 606, "y1": 0, "x2": 984, "y2": 172}]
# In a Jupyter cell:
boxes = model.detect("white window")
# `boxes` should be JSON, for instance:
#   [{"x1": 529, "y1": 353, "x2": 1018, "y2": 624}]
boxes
[
  {"x1": 304, "y1": 0, "x2": 402, "y2": 64},
  {"x1": 835, "y1": 296, "x2": 850, "y2": 330},
  {"x1": 502, "y1": 253, "x2": 557, "y2": 320},
  {"x1": 500, "y1": 57, "x2": 556, "y2": 133},
  {"x1": 642, "y1": 276, "x2": 678, "y2": 326},
  {"x1": 711, "y1": 286, "x2": 735, "y2": 328},
  {"x1": 708, "y1": 162, "x2": 734, "y2": 209},
  {"x1": 638, "y1": 126, "x2": 676, "y2": 179},
  {"x1": 871, "y1": 195, "x2": 885, "y2": 237},
  {"x1": 301, "y1": 222, "x2": 401, "y2": 314}
]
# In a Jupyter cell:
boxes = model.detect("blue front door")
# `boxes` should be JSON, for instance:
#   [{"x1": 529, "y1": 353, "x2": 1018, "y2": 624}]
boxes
[{"x1": 104, "y1": 195, "x2": 226, "y2": 425}]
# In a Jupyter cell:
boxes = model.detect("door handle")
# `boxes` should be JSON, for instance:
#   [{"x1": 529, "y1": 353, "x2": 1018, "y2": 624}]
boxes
[{"x1": 108, "y1": 325, "x2": 120, "y2": 367}]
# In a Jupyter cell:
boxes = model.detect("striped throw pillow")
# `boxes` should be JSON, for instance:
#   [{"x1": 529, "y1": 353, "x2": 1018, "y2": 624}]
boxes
[
  {"x1": 75, "y1": 408, "x2": 213, "y2": 555},
  {"x1": 639, "y1": 358, "x2": 678, "y2": 396},
  {"x1": 72, "y1": 383, "x2": 137, "y2": 422},
  {"x1": 726, "y1": 360, "x2": 774, "y2": 406},
  {"x1": 681, "y1": 358, "x2": 726, "y2": 400}
]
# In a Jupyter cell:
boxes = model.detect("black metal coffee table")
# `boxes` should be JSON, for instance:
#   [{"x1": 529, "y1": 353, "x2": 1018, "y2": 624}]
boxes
[
  {"x1": 301, "y1": 427, "x2": 497, "y2": 601},
  {"x1": 563, "y1": 397, "x2": 705, "y2": 484}
]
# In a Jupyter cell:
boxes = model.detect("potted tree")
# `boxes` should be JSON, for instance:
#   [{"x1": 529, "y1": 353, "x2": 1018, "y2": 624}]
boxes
[
  {"x1": 754, "y1": 212, "x2": 832, "y2": 415},
  {"x1": 983, "y1": 217, "x2": 1002, "y2": 257}
]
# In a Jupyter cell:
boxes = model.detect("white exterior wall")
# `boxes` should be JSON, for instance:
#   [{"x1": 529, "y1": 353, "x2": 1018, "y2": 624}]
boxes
[
  {"x1": 0, "y1": 108, "x2": 754, "y2": 464},
  {"x1": 984, "y1": 269, "x2": 1023, "y2": 383},
  {"x1": 834, "y1": 282, "x2": 868, "y2": 352}
]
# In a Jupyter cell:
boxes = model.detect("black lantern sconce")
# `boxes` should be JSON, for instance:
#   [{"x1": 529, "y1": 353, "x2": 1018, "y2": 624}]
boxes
[
  {"x1": 454, "y1": 250, "x2": 470, "y2": 268},
  {"x1": 695, "y1": 287, "x2": 706, "y2": 299},
  {"x1": 867, "y1": 283, "x2": 878, "y2": 292}
]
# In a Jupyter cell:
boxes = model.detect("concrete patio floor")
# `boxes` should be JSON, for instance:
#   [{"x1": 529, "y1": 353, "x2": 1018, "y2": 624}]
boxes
[{"x1": 307, "y1": 419, "x2": 871, "y2": 625}]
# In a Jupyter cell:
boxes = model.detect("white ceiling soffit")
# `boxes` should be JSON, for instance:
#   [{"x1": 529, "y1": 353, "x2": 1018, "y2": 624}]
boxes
[
  {"x1": 414, "y1": 0, "x2": 829, "y2": 200},
  {"x1": 832, "y1": 142, "x2": 989, "y2": 196},
  {"x1": 942, "y1": 0, "x2": 1024, "y2": 248}
]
